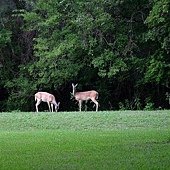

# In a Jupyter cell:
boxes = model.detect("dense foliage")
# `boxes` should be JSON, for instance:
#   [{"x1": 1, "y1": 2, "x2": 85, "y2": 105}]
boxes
[{"x1": 0, "y1": 0, "x2": 170, "y2": 111}]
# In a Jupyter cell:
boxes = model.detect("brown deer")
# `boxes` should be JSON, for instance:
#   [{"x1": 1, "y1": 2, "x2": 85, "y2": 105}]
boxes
[
  {"x1": 34, "y1": 92, "x2": 60, "y2": 112},
  {"x1": 72, "y1": 83, "x2": 99, "y2": 111}
]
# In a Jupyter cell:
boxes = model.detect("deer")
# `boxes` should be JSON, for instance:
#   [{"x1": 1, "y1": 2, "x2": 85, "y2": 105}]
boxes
[
  {"x1": 71, "y1": 83, "x2": 99, "y2": 112},
  {"x1": 34, "y1": 92, "x2": 60, "y2": 112}
]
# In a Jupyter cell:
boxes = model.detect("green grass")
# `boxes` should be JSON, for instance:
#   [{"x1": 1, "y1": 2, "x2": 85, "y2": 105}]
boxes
[{"x1": 0, "y1": 110, "x2": 170, "y2": 170}]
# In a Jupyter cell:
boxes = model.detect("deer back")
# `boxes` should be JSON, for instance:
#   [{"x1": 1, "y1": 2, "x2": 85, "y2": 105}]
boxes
[
  {"x1": 75, "y1": 90, "x2": 98, "y2": 100},
  {"x1": 35, "y1": 92, "x2": 55, "y2": 103}
]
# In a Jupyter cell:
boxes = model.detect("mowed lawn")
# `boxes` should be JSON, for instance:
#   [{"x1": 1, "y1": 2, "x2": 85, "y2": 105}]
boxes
[{"x1": 0, "y1": 111, "x2": 170, "y2": 170}]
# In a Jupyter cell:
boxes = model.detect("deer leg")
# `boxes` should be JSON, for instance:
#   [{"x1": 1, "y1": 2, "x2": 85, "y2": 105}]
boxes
[
  {"x1": 91, "y1": 99, "x2": 99, "y2": 112},
  {"x1": 47, "y1": 102, "x2": 51, "y2": 112},
  {"x1": 35, "y1": 100, "x2": 41, "y2": 112},
  {"x1": 78, "y1": 100, "x2": 82, "y2": 112},
  {"x1": 85, "y1": 100, "x2": 88, "y2": 111},
  {"x1": 51, "y1": 103, "x2": 54, "y2": 112}
]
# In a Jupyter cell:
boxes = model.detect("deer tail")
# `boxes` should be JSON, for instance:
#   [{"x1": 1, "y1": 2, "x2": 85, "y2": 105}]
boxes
[
  {"x1": 35, "y1": 95, "x2": 37, "y2": 102},
  {"x1": 96, "y1": 92, "x2": 99, "y2": 100}
]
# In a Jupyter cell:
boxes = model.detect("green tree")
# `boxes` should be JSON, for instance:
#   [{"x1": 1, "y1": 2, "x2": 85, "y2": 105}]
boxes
[
  {"x1": 144, "y1": 0, "x2": 170, "y2": 85},
  {"x1": 1, "y1": 0, "x2": 169, "y2": 111},
  {"x1": 143, "y1": 0, "x2": 170, "y2": 108}
]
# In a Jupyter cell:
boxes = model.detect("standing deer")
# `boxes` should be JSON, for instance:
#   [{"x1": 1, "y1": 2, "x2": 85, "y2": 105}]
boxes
[
  {"x1": 72, "y1": 83, "x2": 99, "y2": 112},
  {"x1": 34, "y1": 92, "x2": 60, "y2": 112}
]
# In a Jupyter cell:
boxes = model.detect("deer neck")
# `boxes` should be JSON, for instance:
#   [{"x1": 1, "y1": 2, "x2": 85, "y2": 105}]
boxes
[{"x1": 72, "y1": 87, "x2": 77, "y2": 96}]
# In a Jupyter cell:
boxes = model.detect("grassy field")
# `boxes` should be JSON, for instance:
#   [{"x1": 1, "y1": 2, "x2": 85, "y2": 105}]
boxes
[{"x1": 0, "y1": 110, "x2": 170, "y2": 170}]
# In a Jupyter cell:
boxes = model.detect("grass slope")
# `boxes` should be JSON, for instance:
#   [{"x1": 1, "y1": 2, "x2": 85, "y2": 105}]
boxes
[{"x1": 0, "y1": 110, "x2": 170, "y2": 170}]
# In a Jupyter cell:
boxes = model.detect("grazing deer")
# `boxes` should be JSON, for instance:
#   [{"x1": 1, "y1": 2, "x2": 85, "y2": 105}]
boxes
[
  {"x1": 72, "y1": 83, "x2": 99, "y2": 112},
  {"x1": 34, "y1": 92, "x2": 60, "y2": 112}
]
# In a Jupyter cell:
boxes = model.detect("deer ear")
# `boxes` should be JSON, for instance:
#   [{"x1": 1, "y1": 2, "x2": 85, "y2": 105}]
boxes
[{"x1": 72, "y1": 83, "x2": 78, "y2": 87}]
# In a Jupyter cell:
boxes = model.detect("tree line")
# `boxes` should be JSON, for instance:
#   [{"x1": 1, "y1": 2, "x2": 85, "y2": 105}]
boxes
[{"x1": 0, "y1": 0, "x2": 170, "y2": 112}]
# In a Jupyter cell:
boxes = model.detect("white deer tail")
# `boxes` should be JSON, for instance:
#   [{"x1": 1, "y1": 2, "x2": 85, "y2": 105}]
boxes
[{"x1": 96, "y1": 92, "x2": 99, "y2": 100}]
